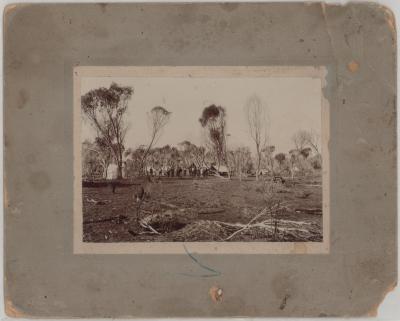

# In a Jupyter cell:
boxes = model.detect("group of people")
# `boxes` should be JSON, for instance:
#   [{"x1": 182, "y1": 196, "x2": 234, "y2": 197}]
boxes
[{"x1": 146, "y1": 164, "x2": 208, "y2": 178}]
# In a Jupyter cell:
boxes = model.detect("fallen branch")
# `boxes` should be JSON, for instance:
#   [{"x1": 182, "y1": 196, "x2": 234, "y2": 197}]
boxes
[
  {"x1": 295, "y1": 208, "x2": 322, "y2": 215},
  {"x1": 263, "y1": 219, "x2": 313, "y2": 227},
  {"x1": 139, "y1": 221, "x2": 160, "y2": 234},
  {"x1": 219, "y1": 221, "x2": 316, "y2": 240},
  {"x1": 86, "y1": 198, "x2": 109, "y2": 205},
  {"x1": 160, "y1": 202, "x2": 178, "y2": 209},
  {"x1": 241, "y1": 222, "x2": 310, "y2": 233},
  {"x1": 198, "y1": 208, "x2": 225, "y2": 215},
  {"x1": 83, "y1": 217, "x2": 114, "y2": 225},
  {"x1": 83, "y1": 214, "x2": 127, "y2": 225},
  {"x1": 217, "y1": 217, "x2": 314, "y2": 229},
  {"x1": 222, "y1": 202, "x2": 293, "y2": 241},
  {"x1": 224, "y1": 205, "x2": 276, "y2": 241}
]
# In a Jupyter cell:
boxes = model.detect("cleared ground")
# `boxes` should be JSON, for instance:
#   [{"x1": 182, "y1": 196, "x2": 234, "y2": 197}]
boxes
[{"x1": 82, "y1": 175, "x2": 323, "y2": 242}]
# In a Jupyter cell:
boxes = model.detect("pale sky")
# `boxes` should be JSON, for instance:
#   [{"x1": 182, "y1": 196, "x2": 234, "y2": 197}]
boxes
[{"x1": 81, "y1": 76, "x2": 321, "y2": 154}]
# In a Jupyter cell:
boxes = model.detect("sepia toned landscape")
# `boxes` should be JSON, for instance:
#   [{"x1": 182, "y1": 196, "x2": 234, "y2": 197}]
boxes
[{"x1": 79, "y1": 72, "x2": 324, "y2": 243}]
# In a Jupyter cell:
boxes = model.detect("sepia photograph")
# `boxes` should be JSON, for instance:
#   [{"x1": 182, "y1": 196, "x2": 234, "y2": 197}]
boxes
[{"x1": 74, "y1": 66, "x2": 329, "y2": 253}]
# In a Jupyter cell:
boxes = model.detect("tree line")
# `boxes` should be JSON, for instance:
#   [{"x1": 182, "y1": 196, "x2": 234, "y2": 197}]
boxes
[{"x1": 81, "y1": 83, "x2": 321, "y2": 180}]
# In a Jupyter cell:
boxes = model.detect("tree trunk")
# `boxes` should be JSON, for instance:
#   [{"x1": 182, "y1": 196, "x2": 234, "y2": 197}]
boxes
[
  {"x1": 255, "y1": 145, "x2": 261, "y2": 181},
  {"x1": 117, "y1": 161, "x2": 123, "y2": 179},
  {"x1": 239, "y1": 159, "x2": 242, "y2": 181},
  {"x1": 255, "y1": 154, "x2": 261, "y2": 181},
  {"x1": 103, "y1": 166, "x2": 108, "y2": 179},
  {"x1": 269, "y1": 156, "x2": 274, "y2": 176}
]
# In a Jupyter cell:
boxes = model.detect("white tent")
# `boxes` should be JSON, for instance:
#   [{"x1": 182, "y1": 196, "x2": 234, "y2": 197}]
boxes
[{"x1": 217, "y1": 165, "x2": 229, "y2": 174}]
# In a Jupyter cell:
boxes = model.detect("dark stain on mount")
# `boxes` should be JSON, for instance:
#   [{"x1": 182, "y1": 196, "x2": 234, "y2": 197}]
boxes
[
  {"x1": 98, "y1": 3, "x2": 108, "y2": 13},
  {"x1": 17, "y1": 89, "x2": 29, "y2": 109}
]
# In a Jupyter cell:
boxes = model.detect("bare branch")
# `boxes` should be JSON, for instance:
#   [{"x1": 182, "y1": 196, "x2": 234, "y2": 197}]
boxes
[{"x1": 244, "y1": 95, "x2": 270, "y2": 180}]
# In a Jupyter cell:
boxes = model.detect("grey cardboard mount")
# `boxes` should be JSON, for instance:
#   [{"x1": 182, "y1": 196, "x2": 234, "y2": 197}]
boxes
[{"x1": 3, "y1": 3, "x2": 397, "y2": 318}]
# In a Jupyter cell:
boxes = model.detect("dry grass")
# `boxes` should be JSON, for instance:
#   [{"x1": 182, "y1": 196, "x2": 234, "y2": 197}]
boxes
[{"x1": 82, "y1": 175, "x2": 322, "y2": 242}]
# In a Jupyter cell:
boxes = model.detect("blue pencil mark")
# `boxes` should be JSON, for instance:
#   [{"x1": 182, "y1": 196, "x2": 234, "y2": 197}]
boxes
[{"x1": 179, "y1": 243, "x2": 221, "y2": 278}]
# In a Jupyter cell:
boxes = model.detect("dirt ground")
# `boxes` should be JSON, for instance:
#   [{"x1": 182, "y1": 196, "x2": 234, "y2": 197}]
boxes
[{"x1": 82, "y1": 175, "x2": 323, "y2": 242}]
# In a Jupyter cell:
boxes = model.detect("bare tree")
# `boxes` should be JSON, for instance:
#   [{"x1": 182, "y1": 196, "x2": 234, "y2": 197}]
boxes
[
  {"x1": 292, "y1": 129, "x2": 321, "y2": 174},
  {"x1": 82, "y1": 140, "x2": 104, "y2": 180},
  {"x1": 141, "y1": 106, "x2": 172, "y2": 173},
  {"x1": 81, "y1": 83, "x2": 133, "y2": 179},
  {"x1": 303, "y1": 129, "x2": 320, "y2": 154},
  {"x1": 228, "y1": 147, "x2": 252, "y2": 181},
  {"x1": 244, "y1": 95, "x2": 269, "y2": 180},
  {"x1": 292, "y1": 130, "x2": 309, "y2": 151}
]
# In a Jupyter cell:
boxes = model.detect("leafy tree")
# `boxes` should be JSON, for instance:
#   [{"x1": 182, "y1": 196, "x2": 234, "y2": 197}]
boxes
[
  {"x1": 192, "y1": 146, "x2": 206, "y2": 169},
  {"x1": 166, "y1": 146, "x2": 181, "y2": 175},
  {"x1": 81, "y1": 83, "x2": 133, "y2": 179},
  {"x1": 178, "y1": 140, "x2": 195, "y2": 169},
  {"x1": 292, "y1": 130, "x2": 309, "y2": 151},
  {"x1": 274, "y1": 153, "x2": 286, "y2": 169},
  {"x1": 178, "y1": 141, "x2": 207, "y2": 170},
  {"x1": 300, "y1": 147, "x2": 312, "y2": 159},
  {"x1": 199, "y1": 105, "x2": 228, "y2": 171},
  {"x1": 124, "y1": 145, "x2": 146, "y2": 177},
  {"x1": 310, "y1": 154, "x2": 322, "y2": 170}
]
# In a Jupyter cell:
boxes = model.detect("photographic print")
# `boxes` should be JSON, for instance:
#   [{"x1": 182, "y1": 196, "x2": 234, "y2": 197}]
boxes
[
  {"x1": 4, "y1": 2, "x2": 396, "y2": 318},
  {"x1": 74, "y1": 66, "x2": 329, "y2": 253}
]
